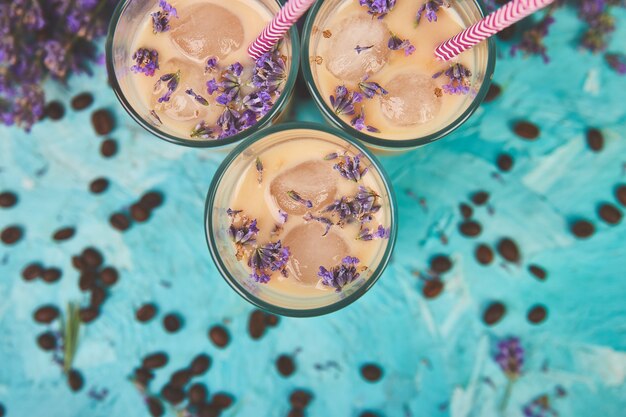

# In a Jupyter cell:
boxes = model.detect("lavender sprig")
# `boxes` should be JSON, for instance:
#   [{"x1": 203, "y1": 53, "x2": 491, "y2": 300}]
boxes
[
  {"x1": 324, "y1": 186, "x2": 382, "y2": 227},
  {"x1": 523, "y1": 395, "x2": 558, "y2": 417},
  {"x1": 355, "y1": 45, "x2": 374, "y2": 54},
  {"x1": 433, "y1": 63, "x2": 472, "y2": 95},
  {"x1": 185, "y1": 88, "x2": 209, "y2": 106},
  {"x1": 252, "y1": 46, "x2": 287, "y2": 92},
  {"x1": 511, "y1": 15, "x2": 555, "y2": 62},
  {"x1": 303, "y1": 212, "x2": 334, "y2": 236},
  {"x1": 357, "y1": 224, "x2": 390, "y2": 241},
  {"x1": 358, "y1": 78, "x2": 388, "y2": 99},
  {"x1": 287, "y1": 191, "x2": 313, "y2": 208},
  {"x1": 248, "y1": 241, "x2": 290, "y2": 283},
  {"x1": 227, "y1": 209, "x2": 259, "y2": 260},
  {"x1": 318, "y1": 256, "x2": 362, "y2": 292},
  {"x1": 358, "y1": 0, "x2": 397, "y2": 19},
  {"x1": 205, "y1": 56, "x2": 219, "y2": 73},
  {"x1": 155, "y1": 71, "x2": 180, "y2": 103},
  {"x1": 330, "y1": 86, "x2": 363, "y2": 116},
  {"x1": 131, "y1": 48, "x2": 159, "y2": 77},
  {"x1": 256, "y1": 157, "x2": 264, "y2": 184},
  {"x1": 243, "y1": 91, "x2": 273, "y2": 114},
  {"x1": 605, "y1": 53, "x2": 626, "y2": 75},
  {"x1": 190, "y1": 121, "x2": 214, "y2": 139},
  {"x1": 351, "y1": 108, "x2": 380, "y2": 133},
  {"x1": 494, "y1": 336, "x2": 525, "y2": 379},
  {"x1": 388, "y1": 33, "x2": 416, "y2": 56},
  {"x1": 416, "y1": 0, "x2": 449, "y2": 25},
  {"x1": 151, "y1": 0, "x2": 178, "y2": 33},
  {"x1": 333, "y1": 154, "x2": 368, "y2": 182}
]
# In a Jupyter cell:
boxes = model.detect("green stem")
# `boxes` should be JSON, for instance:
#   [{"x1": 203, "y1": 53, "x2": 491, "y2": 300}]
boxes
[
  {"x1": 499, "y1": 378, "x2": 514, "y2": 414},
  {"x1": 62, "y1": 302, "x2": 81, "y2": 374}
]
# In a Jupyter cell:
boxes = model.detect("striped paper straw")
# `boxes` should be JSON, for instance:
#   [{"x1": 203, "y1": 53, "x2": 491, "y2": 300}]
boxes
[
  {"x1": 435, "y1": 0, "x2": 555, "y2": 61},
  {"x1": 248, "y1": 0, "x2": 317, "y2": 60}
]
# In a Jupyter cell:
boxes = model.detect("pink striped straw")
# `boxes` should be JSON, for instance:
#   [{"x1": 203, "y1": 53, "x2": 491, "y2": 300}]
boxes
[
  {"x1": 248, "y1": 0, "x2": 317, "y2": 60},
  {"x1": 435, "y1": 0, "x2": 555, "y2": 61}
]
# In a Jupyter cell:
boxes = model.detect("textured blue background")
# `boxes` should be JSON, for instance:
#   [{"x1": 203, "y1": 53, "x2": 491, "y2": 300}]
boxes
[{"x1": 1, "y1": 6, "x2": 626, "y2": 417}]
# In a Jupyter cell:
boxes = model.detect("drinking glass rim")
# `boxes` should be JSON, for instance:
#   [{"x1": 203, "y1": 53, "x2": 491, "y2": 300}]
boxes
[
  {"x1": 300, "y1": 0, "x2": 496, "y2": 150},
  {"x1": 105, "y1": 0, "x2": 301, "y2": 148},
  {"x1": 204, "y1": 122, "x2": 398, "y2": 317}
]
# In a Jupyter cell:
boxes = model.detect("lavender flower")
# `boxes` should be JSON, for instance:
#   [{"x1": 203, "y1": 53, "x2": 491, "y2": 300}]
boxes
[
  {"x1": 205, "y1": 56, "x2": 219, "y2": 73},
  {"x1": 494, "y1": 336, "x2": 524, "y2": 379},
  {"x1": 358, "y1": 78, "x2": 388, "y2": 99},
  {"x1": 227, "y1": 210, "x2": 259, "y2": 259},
  {"x1": 243, "y1": 91, "x2": 273, "y2": 114},
  {"x1": 355, "y1": 45, "x2": 374, "y2": 54},
  {"x1": 155, "y1": 71, "x2": 180, "y2": 103},
  {"x1": 606, "y1": 53, "x2": 626, "y2": 75},
  {"x1": 152, "y1": 0, "x2": 178, "y2": 33},
  {"x1": 522, "y1": 395, "x2": 558, "y2": 417},
  {"x1": 206, "y1": 78, "x2": 219, "y2": 95},
  {"x1": 248, "y1": 241, "x2": 290, "y2": 283},
  {"x1": 358, "y1": 0, "x2": 397, "y2": 19},
  {"x1": 416, "y1": 0, "x2": 449, "y2": 25},
  {"x1": 256, "y1": 157, "x2": 264, "y2": 183},
  {"x1": 303, "y1": 212, "x2": 334, "y2": 236},
  {"x1": 433, "y1": 63, "x2": 472, "y2": 95},
  {"x1": 216, "y1": 107, "x2": 241, "y2": 138},
  {"x1": 318, "y1": 256, "x2": 362, "y2": 292},
  {"x1": 185, "y1": 88, "x2": 209, "y2": 106},
  {"x1": 330, "y1": 86, "x2": 363, "y2": 116},
  {"x1": 351, "y1": 108, "x2": 380, "y2": 133},
  {"x1": 253, "y1": 47, "x2": 287, "y2": 92},
  {"x1": 357, "y1": 224, "x2": 390, "y2": 240},
  {"x1": 388, "y1": 33, "x2": 416, "y2": 56},
  {"x1": 579, "y1": 12, "x2": 615, "y2": 53},
  {"x1": 190, "y1": 120, "x2": 214, "y2": 139},
  {"x1": 216, "y1": 62, "x2": 244, "y2": 105},
  {"x1": 287, "y1": 191, "x2": 313, "y2": 208},
  {"x1": 43, "y1": 40, "x2": 68, "y2": 78},
  {"x1": 131, "y1": 48, "x2": 159, "y2": 77},
  {"x1": 511, "y1": 15, "x2": 555, "y2": 62},
  {"x1": 334, "y1": 154, "x2": 368, "y2": 182},
  {"x1": 324, "y1": 153, "x2": 339, "y2": 161}
]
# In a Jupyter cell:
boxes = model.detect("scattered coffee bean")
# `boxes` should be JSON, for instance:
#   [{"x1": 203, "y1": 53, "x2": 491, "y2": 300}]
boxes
[
  {"x1": 615, "y1": 185, "x2": 626, "y2": 207},
  {"x1": 189, "y1": 383, "x2": 208, "y2": 405},
  {"x1": 134, "y1": 367, "x2": 154, "y2": 386},
  {"x1": 422, "y1": 279, "x2": 443, "y2": 299},
  {"x1": 37, "y1": 331, "x2": 57, "y2": 351},
  {"x1": 71, "y1": 92, "x2": 94, "y2": 111},
  {"x1": 496, "y1": 153, "x2": 514, "y2": 172},
  {"x1": 52, "y1": 227, "x2": 75, "y2": 241},
  {"x1": 131, "y1": 203, "x2": 150, "y2": 223},
  {"x1": 168, "y1": 369, "x2": 193, "y2": 388},
  {"x1": 100, "y1": 267, "x2": 119, "y2": 286},
  {"x1": 190, "y1": 353, "x2": 211, "y2": 375},
  {"x1": 140, "y1": 191, "x2": 164, "y2": 210},
  {"x1": 586, "y1": 128, "x2": 604, "y2": 152},
  {"x1": 136, "y1": 303, "x2": 158, "y2": 322},
  {"x1": 79, "y1": 271, "x2": 97, "y2": 291},
  {"x1": 209, "y1": 325, "x2": 230, "y2": 348},
  {"x1": 22, "y1": 262, "x2": 43, "y2": 281},
  {"x1": 470, "y1": 191, "x2": 490, "y2": 206},
  {"x1": 459, "y1": 220, "x2": 482, "y2": 237},
  {"x1": 527, "y1": 305, "x2": 547, "y2": 324},
  {"x1": 597, "y1": 203, "x2": 622, "y2": 225},
  {"x1": 513, "y1": 120, "x2": 540, "y2": 140},
  {"x1": 90, "y1": 286, "x2": 106, "y2": 307},
  {"x1": 34, "y1": 305, "x2": 60, "y2": 323},
  {"x1": 483, "y1": 83, "x2": 501, "y2": 103},
  {"x1": 91, "y1": 109, "x2": 115, "y2": 135},
  {"x1": 82, "y1": 247, "x2": 103, "y2": 269},
  {"x1": 110, "y1": 212, "x2": 131, "y2": 231},
  {"x1": 570, "y1": 220, "x2": 594, "y2": 239},
  {"x1": 430, "y1": 255, "x2": 452, "y2": 274},
  {"x1": 142, "y1": 352, "x2": 169, "y2": 369},
  {"x1": 0, "y1": 191, "x2": 18, "y2": 208},
  {"x1": 79, "y1": 307, "x2": 99, "y2": 323},
  {"x1": 147, "y1": 396, "x2": 164, "y2": 417},
  {"x1": 1, "y1": 225, "x2": 23, "y2": 245},
  {"x1": 497, "y1": 238, "x2": 521, "y2": 263},
  {"x1": 459, "y1": 203, "x2": 473, "y2": 219},
  {"x1": 276, "y1": 354, "x2": 296, "y2": 377},
  {"x1": 44, "y1": 101, "x2": 65, "y2": 120},
  {"x1": 289, "y1": 390, "x2": 312, "y2": 410},
  {"x1": 72, "y1": 255, "x2": 87, "y2": 271},
  {"x1": 163, "y1": 313, "x2": 183, "y2": 333},
  {"x1": 42, "y1": 267, "x2": 62, "y2": 283},
  {"x1": 265, "y1": 312, "x2": 280, "y2": 327},
  {"x1": 212, "y1": 392, "x2": 234, "y2": 409},
  {"x1": 100, "y1": 139, "x2": 118, "y2": 158},
  {"x1": 483, "y1": 302, "x2": 506, "y2": 325},
  {"x1": 287, "y1": 409, "x2": 304, "y2": 417},
  {"x1": 360, "y1": 363, "x2": 383, "y2": 382},
  {"x1": 198, "y1": 404, "x2": 220, "y2": 417},
  {"x1": 161, "y1": 384, "x2": 185, "y2": 405},
  {"x1": 248, "y1": 309, "x2": 267, "y2": 340},
  {"x1": 68, "y1": 369, "x2": 84, "y2": 392},
  {"x1": 89, "y1": 177, "x2": 109, "y2": 194},
  {"x1": 528, "y1": 264, "x2": 547, "y2": 281},
  {"x1": 475, "y1": 244, "x2": 494, "y2": 265}
]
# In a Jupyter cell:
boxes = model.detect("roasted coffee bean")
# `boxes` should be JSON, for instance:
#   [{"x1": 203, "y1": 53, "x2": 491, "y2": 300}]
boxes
[
  {"x1": 100, "y1": 139, "x2": 118, "y2": 158},
  {"x1": 0, "y1": 191, "x2": 18, "y2": 208},
  {"x1": 422, "y1": 279, "x2": 444, "y2": 299},
  {"x1": 528, "y1": 264, "x2": 547, "y2": 281},
  {"x1": 142, "y1": 352, "x2": 169, "y2": 369},
  {"x1": 483, "y1": 83, "x2": 501, "y2": 103},
  {"x1": 44, "y1": 101, "x2": 65, "y2": 120},
  {"x1": 72, "y1": 255, "x2": 87, "y2": 271},
  {"x1": 1, "y1": 225, "x2": 23, "y2": 245},
  {"x1": 212, "y1": 392, "x2": 234, "y2": 409},
  {"x1": 475, "y1": 244, "x2": 494, "y2": 265},
  {"x1": 100, "y1": 267, "x2": 119, "y2": 286},
  {"x1": 140, "y1": 191, "x2": 164, "y2": 210},
  {"x1": 136, "y1": 303, "x2": 158, "y2": 322},
  {"x1": 615, "y1": 185, "x2": 626, "y2": 207},
  {"x1": 130, "y1": 203, "x2": 150, "y2": 223},
  {"x1": 147, "y1": 396, "x2": 164, "y2": 417},
  {"x1": 163, "y1": 313, "x2": 183, "y2": 333},
  {"x1": 110, "y1": 212, "x2": 131, "y2": 231},
  {"x1": 265, "y1": 313, "x2": 280, "y2": 327},
  {"x1": 42, "y1": 267, "x2": 62, "y2": 283},
  {"x1": 161, "y1": 384, "x2": 185, "y2": 405},
  {"x1": 71, "y1": 92, "x2": 94, "y2": 110},
  {"x1": 190, "y1": 353, "x2": 211, "y2": 375},
  {"x1": 597, "y1": 203, "x2": 622, "y2": 225},
  {"x1": 570, "y1": 220, "x2": 594, "y2": 239},
  {"x1": 496, "y1": 153, "x2": 514, "y2": 172},
  {"x1": 287, "y1": 409, "x2": 304, "y2": 417},
  {"x1": 170, "y1": 369, "x2": 193, "y2": 387},
  {"x1": 248, "y1": 309, "x2": 266, "y2": 340},
  {"x1": 470, "y1": 191, "x2": 490, "y2": 206},
  {"x1": 79, "y1": 307, "x2": 99, "y2": 323},
  {"x1": 37, "y1": 331, "x2": 57, "y2": 351},
  {"x1": 459, "y1": 220, "x2": 482, "y2": 237},
  {"x1": 459, "y1": 203, "x2": 473, "y2": 219},
  {"x1": 586, "y1": 128, "x2": 604, "y2": 152},
  {"x1": 68, "y1": 369, "x2": 84, "y2": 392},
  {"x1": 483, "y1": 302, "x2": 506, "y2": 325},
  {"x1": 198, "y1": 404, "x2": 219, "y2": 417},
  {"x1": 89, "y1": 177, "x2": 109, "y2": 194},
  {"x1": 276, "y1": 354, "x2": 296, "y2": 377},
  {"x1": 134, "y1": 367, "x2": 154, "y2": 386},
  {"x1": 209, "y1": 325, "x2": 230, "y2": 348},
  {"x1": 34, "y1": 305, "x2": 60, "y2": 323},
  {"x1": 360, "y1": 363, "x2": 383, "y2": 382},
  {"x1": 79, "y1": 271, "x2": 98, "y2": 291},
  {"x1": 90, "y1": 286, "x2": 107, "y2": 307},
  {"x1": 289, "y1": 390, "x2": 312, "y2": 410},
  {"x1": 430, "y1": 255, "x2": 452, "y2": 274},
  {"x1": 513, "y1": 120, "x2": 540, "y2": 140},
  {"x1": 497, "y1": 238, "x2": 521, "y2": 263},
  {"x1": 82, "y1": 247, "x2": 103, "y2": 268},
  {"x1": 22, "y1": 262, "x2": 43, "y2": 281},
  {"x1": 53, "y1": 227, "x2": 75, "y2": 241},
  {"x1": 91, "y1": 109, "x2": 115, "y2": 135},
  {"x1": 189, "y1": 383, "x2": 208, "y2": 404},
  {"x1": 527, "y1": 305, "x2": 547, "y2": 324}
]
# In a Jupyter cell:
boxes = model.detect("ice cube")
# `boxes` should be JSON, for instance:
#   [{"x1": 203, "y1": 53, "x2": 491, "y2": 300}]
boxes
[
  {"x1": 283, "y1": 222, "x2": 350, "y2": 285},
  {"x1": 169, "y1": 3, "x2": 244, "y2": 61},
  {"x1": 380, "y1": 73, "x2": 442, "y2": 126},
  {"x1": 152, "y1": 58, "x2": 210, "y2": 121},
  {"x1": 325, "y1": 15, "x2": 390, "y2": 81},
  {"x1": 269, "y1": 160, "x2": 338, "y2": 215}
]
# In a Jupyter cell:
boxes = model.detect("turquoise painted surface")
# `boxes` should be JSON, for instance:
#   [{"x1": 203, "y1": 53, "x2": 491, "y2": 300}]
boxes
[{"x1": 1, "y1": 7, "x2": 626, "y2": 417}]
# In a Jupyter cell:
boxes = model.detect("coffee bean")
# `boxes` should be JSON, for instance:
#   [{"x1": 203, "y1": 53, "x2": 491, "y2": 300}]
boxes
[
  {"x1": 459, "y1": 203, "x2": 473, "y2": 219},
  {"x1": 209, "y1": 325, "x2": 230, "y2": 348},
  {"x1": 470, "y1": 191, "x2": 490, "y2": 206},
  {"x1": 22, "y1": 262, "x2": 43, "y2": 281},
  {"x1": 147, "y1": 396, "x2": 164, "y2": 417},
  {"x1": 100, "y1": 139, "x2": 118, "y2": 158},
  {"x1": 483, "y1": 83, "x2": 501, "y2": 103},
  {"x1": 265, "y1": 312, "x2": 280, "y2": 327},
  {"x1": 0, "y1": 191, "x2": 18, "y2": 208},
  {"x1": 1, "y1": 225, "x2": 23, "y2": 245},
  {"x1": 34, "y1": 305, "x2": 60, "y2": 323},
  {"x1": 528, "y1": 264, "x2": 547, "y2": 281},
  {"x1": 276, "y1": 354, "x2": 296, "y2": 377},
  {"x1": 496, "y1": 24, "x2": 516, "y2": 40},
  {"x1": 190, "y1": 353, "x2": 212, "y2": 375},
  {"x1": 497, "y1": 238, "x2": 521, "y2": 263},
  {"x1": 198, "y1": 404, "x2": 219, "y2": 417},
  {"x1": 513, "y1": 120, "x2": 540, "y2": 140},
  {"x1": 163, "y1": 313, "x2": 183, "y2": 333},
  {"x1": 483, "y1": 302, "x2": 506, "y2": 325},
  {"x1": 82, "y1": 247, "x2": 103, "y2": 269},
  {"x1": 496, "y1": 153, "x2": 514, "y2": 172},
  {"x1": 71, "y1": 92, "x2": 94, "y2": 111},
  {"x1": 597, "y1": 203, "x2": 622, "y2": 225},
  {"x1": 52, "y1": 227, "x2": 75, "y2": 241},
  {"x1": 90, "y1": 286, "x2": 106, "y2": 307},
  {"x1": 136, "y1": 303, "x2": 158, "y2": 322},
  {"x1": 527, "y1": 305, "x2": 547, "y2": 324},
  {"x1": 586, "y1": 128, "x2": 603, "y2": 152},
  {"x1": 430, "y1": 255, "x2": 452, "y2": 274},
  {"x1": 37, "y1": 331, "x2": 57, "y2": 351},
  {"x1": 615, "y1": 185, "x2": 626, "y2": 207},
  {"x1": 422, "y1": 279, "x2": 443, "y2": 299},
  {"x1": 170, "y1": 369, "x2": 193, "y2": 387},
  {"x1": 570, "y1": 220, "x2": 594, "y2": 239},
  {"x1": 189, "y1": 383, "x2": 208, "y2": 404},
  {"x1": 287, "y1": 409, "x2": 304, "y2": 417},
  {"x1": 475, "y1": 244, "x2": 494, "y2": 265},
  {"x1": 78, "y1": 271, "x2": 97, "y2": 291},
  {"x1": 212, "y1": 392, "x2": 234, "y2": 409},
  {"x1": 289, "y1": 390, "x2": 312, "y2": 409},
  {"x1": 131, "y1": 203, "x2": 150, "y2": 223},
  {"x1": 44, "y1": 101, "x2": 65, "y2": 120},
  {"x1": 360, "y1": 363, "x2": 383, "y2": 382},
  {"x1": 459, "y1": 220, "x2": 482, "y2": 237},
  {"x1": 100, "y1": 267, "x2": 119, "y2": 286},
  {"x1": 42, "y1": 267, "x2": 62, "y2": 283},
  {"x1": 140, "y1": 191, "x2": 164, "y2": 210},
  {"x1": 72, "y1": 255, "x2": 87, "y2": 271},
  {"x1": 91, "y1": 109, "x2": 115, "y2": 135},
  {"x1": 248, "y1": 309, "x2": 267, "y2": 340},
  {"x1": 79, "y1": 307, "x2": 100, "y2": 323},
  {"x1": 110, "y1": 212, "x2": 131, "y2": 231},
  {"x1": 89, "y1": 177, "x2": 109, "y2": 194},
  {"x1": 68, "y1": 369, "x2": 84, "y2": 392},
  {"x1": 161, "y1": 384, "x2": 185, "y2": 404},
  {"x1": 142, "y1": 352, "x2": 169, "y2": 369},
  {"x1": 134, "y1": 367, "x2": 154, "y2": 386}
]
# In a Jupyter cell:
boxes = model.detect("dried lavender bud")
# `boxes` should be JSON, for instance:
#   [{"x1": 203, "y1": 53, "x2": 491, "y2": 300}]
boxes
[
  {"x1": 318, "y1": 256, "x2": 361, "y2": 292},
  {"x1": 256, "y1": 157, "x2": 264, "y2": 184},
  {"x1": 355, "y1": 45, "x2": 374, "y2": 54},
  {"x1": 190, "y1": 121, "x2": 214, "y2": 139},
  {"x1": 358, "y1": 78, "x2": 388, "y2": 99},
  {"x1": 387, "y1": 33, "x2": 415, "y2": 56},
  {"x1": 333, "y1": 154, "x2": 368, "y2": 182},
  {"x1": 330, "y1": 85, "x2": 362, "y2": 116},
  {"x1": 494, "y1": 336, "x2": 524, "y2": 378},
  {"x1": 185, "y1": 88, "x2": 209, "y2": 106},
  {"x1": 433, "y1": 63, "x2": 472, "y2": 95},
  {"x1": 227, "y1": 210, "x2": 259, "y2": 259},
  {"x1": 248, "y1": 241, "x2": 290, "y2": 283},
  {"x1": 358, "y1": 0, "x2": 396, "y2": 19},
  {"x1": 131, "y1": 48, "x2": 159, "y2": 76},
  {"x1": 287, "y1": 191, "x2": 313, "y2": 208},
  {"x1": 416, "y1": 0, "x2": 449, "y2": 24},
  {"x1": 351, "y1": 108, "x2": 380, "y2": 133},
  {"x1": 151, "y1": 0, "x2": 178, "y2": 33}
]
